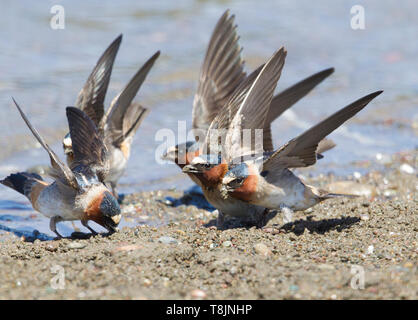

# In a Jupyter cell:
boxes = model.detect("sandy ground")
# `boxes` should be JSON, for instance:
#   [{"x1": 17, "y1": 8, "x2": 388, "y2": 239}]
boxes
[{"x1": 0, "y1": 151, "x2": 416, "y2": 299}]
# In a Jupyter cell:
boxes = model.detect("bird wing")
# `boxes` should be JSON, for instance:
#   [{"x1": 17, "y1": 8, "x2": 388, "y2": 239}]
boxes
[
  {"x1": 192, "y1": 10, "x2": 246, "y2": 139},
  {"x1": 66, "y1": 107, "x2": 110, "y2": 183},
  {"x1": 12, "y1": 99, "x2": 78, "y2": 189},
  {"x1": 223, "y1": 47, "x2": 287, "y2": 163},
  {"x1": 75, "y1": 34, "x2": 122, "y2": 127},
  {"x1": 263, "y1": 91, "x2": 383, "y2": 172},
  {"x1": 266, "y1": 68, "x2": 334, "y2": 124},
  {"x1": 103, "y1": 51, "x2": 159, "y2": 146}
]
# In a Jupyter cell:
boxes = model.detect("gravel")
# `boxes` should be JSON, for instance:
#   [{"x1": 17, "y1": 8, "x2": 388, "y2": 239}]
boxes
[{"x1": 0, "y1": 150, "x2": 416, "y2": 299}]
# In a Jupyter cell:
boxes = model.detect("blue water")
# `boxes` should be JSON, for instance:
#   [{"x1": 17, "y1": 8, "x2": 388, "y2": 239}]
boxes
[{"x1": 0, "y1": 0, "x2": 416, "y2": 238}]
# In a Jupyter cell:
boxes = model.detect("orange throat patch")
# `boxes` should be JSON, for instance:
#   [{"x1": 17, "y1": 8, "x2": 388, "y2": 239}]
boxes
[
  {"x1": 232, "y1": 172, "x2": 258, "y2": 202},
  {"x1": 85, "y1": 192, "x2": 105, "y2": 225},
  {"x1": 200, "y1": 163, "x2": 228, "y2": 188}
]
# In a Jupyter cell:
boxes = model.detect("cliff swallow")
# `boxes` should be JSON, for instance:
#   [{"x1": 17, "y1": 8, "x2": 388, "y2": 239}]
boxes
[
  {"x1": 63, "y1": 34, "x2": 159, "y2": 197},
  {"x1": 183, "y1": 48, "x2": 290, "y2": 226},
  {"x1": 1, "y1": 99, "x2": 122, "y2": 238},
  {"x1": 162, "y1": 10, "x2": 334, "y2": 175},
  {"x1": 221, "y1": 91, "x2": 383, "y2": 223}
]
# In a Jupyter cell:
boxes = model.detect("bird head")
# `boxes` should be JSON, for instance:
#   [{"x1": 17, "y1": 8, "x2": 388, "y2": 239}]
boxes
[
  {"x1": 86, "y1": 190, "x2": 121, "y2": 233},
  {"x1": 161, "y1": 141, "x2": 198, "y2": 168},
  {"x1": 182, "y1": 154, "x2": 227, "y2": 186},
  {"x1": 221, "y1": 162, "x2": 256, "y2": 201}
]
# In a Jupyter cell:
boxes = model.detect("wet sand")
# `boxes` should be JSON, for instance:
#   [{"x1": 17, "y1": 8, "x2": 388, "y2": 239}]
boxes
[{"x1": 0, "y1": 150, "x2": 416, "y2": 299}]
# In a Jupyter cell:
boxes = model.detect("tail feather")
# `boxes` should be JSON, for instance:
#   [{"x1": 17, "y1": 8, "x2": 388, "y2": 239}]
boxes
[
  {"x1": 0, "y1": 172, "x2": 43, "y2": 196},
  {"x1": 320, "y1": 191, "x2": 359, "y2": 200}
]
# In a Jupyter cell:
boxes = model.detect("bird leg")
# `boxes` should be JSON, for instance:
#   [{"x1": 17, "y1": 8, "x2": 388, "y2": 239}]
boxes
[
  {"x1": 81, "y1": 220, "x2": 98, "y2": 235},
  {"x1": 50, "y1": 216, "x2": 63, "y2": 239},
  {"x1": 257, "y1": 208, "x2": 270, "y2": 228},
  {"x1": 110, "y1": 182, "x2": 119, "y2": 199},
  {"x1": 215, "y1": 210, "x2": 225, "y2": 229}
]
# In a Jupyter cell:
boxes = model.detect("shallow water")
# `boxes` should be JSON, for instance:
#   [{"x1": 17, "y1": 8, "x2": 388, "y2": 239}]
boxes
[{"x1": 0, "y1": 0, "x2": 416, "y2": 237}]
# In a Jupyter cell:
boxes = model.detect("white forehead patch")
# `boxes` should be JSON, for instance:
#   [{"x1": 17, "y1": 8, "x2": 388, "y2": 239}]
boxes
[
  {"x1": 191, "y1": 156, "x2": 206, "y2": 165},
  {"x1": 63, "y1": 135, "x2": 72, "y2": 147}
]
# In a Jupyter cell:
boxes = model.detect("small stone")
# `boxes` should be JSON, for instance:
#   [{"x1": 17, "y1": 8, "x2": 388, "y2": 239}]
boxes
[
  {"x1": 400, "y1": 163, "x2": 414, "y2": 174},
  {"x1": 253, "y1": 243, "x2": 271, "y2": 256},
  {"x1": 404, "y1": 262, "x2": 413, "y2": 268},
  {"x1": 116, "y1": 244, "x2": 142, "y2": 252},
  {"x1": 190, "y1": 289, "x2": 206, "y2": 299},
  {"x1": 222, "y1": 241, "x2": 232, "y2": 247},
  {"x1": 353, "y1": 171, "x2": 362, "y2": 179},
  {"x1": 158, "y1": 236, "x2": 178, "y2": 244},
  {"x1": 367, "y1": 245, "x2": 374, "y2": 254},
  {"x1": 360, "y1": 214, "x2": 370, "y2": 221},
  {"x1": 175, "y1": 230, "x2": 186, "y2": 236},
  {"x1": 230, "y1": 266, "x2": 238, "y2": 275},
  {"x1": 143, "y1": 279, "x2": 152, "y2": 287},
  {"x1": 67, "y1": 242, "x2": 86, "y2": 249},
  {"x1": 45, "y1": 243, "x2": 58, "y2": 252},
  {"x1": 383, "y1": 189, "x2": 397, "y2": 198},
  {"x1": 375, "y1": 153, "x2": 391, "y2": 164}
]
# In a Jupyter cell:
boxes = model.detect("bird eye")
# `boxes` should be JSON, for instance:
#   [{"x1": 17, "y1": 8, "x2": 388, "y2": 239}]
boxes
[
  {"x1": 204, "y1": 163, "x2": 211, "y2": 168},
  {"x1": 234, "y1": 178, "x2": 244, "y2": 185}
]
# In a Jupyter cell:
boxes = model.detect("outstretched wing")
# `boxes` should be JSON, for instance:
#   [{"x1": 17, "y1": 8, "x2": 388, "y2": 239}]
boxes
[
  {"x1": 66, "y1": 107, "x2": 109, "y2": 182},
  {"x1": 103, "y1": 51, "x2": 159, "y2": 146},
  {"x1": 12, "y1": 99, "x2": 78, "y2": 189},
  {"x1": 263, "y1": 91, "x2": 383, "y2": 172},
  {"x1": 224, "y1": 47, "x2": 287, "y2": 163},
  {"x1": 266, "y1": 68, "x2": 334, "y2": 123},
  {"x1": 75, "y1": 34, "x2": 122, "y2": 126},
  {"x1": 192, "y1": 10, "x2": 246, "y2": 139}
]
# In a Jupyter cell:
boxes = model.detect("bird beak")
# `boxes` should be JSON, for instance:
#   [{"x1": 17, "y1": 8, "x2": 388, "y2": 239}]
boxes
[
  {"x1": 64, "y1": 146, "x2": 73, "y2": 155},
  {"x1": 161, "y1": 146, "x2": 177, "y2": 162},
  {"x1": 103, "y1": 214, "x2": 121, "y2": 233},
  {"x1": 111, "y1": 214, "x2": 121, "y2": 225},
  {"x1": 182, "y1": 164, "x2": 199, "y2": 173},
  {"x1": 220, "y1": 184, "x2": 230, "y2": 199}
]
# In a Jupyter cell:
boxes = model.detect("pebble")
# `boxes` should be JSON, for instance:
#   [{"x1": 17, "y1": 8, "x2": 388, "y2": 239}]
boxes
[
  {"x1": 158, "y1": 236, "x2": 178, "y2": 244},
  {"x1": 253, "y1": 243, "x2": 271, "y2": 256},
  {"x1": 67, "y1": 242, "x2": 86, "y2": 249},
  {"x1": 222, "y1": 241, "x2": 232, "y2": 247},
  {"x1": 190, "y1": 289, "x2": 207, "y2": 299},
  {"x1": 399, "y1": 163, "x2": 414, "y2": 174},
  {"x1": 367, "y1": 245, "x2": 374, "y2": 254},
  {"x1": 115, "y1": 244, "x2": 142, "y2": 252},
  {"x1": 143, "y1": 279, "x2": 152, "y2": 287},
  {"x1": 375, "y1": 153, "x2": 391, "y2": 165},
  {"x1": 353, "y1": 171, "x2": 362, "y2": 179},
  {"x1": 360, "y1": 214, "x2": 370, "y2": 221}
]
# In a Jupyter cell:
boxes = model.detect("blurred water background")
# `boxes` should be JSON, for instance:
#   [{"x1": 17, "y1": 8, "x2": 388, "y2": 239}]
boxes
[{"x1": 0, "y1": 0, "x2": 416, "y2": 237}]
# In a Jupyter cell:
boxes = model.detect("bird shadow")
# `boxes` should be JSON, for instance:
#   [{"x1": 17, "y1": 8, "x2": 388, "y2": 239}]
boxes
[
  {"x1": 270, "y1": 215, "x2": 361, "y2": 235},
  {"x1": 203, "y1": 214, "x2": 360, "y2": 234},
  {"x1": 0, "y1": 223, "x2": 54, "y2": 241},
  {"x1": 161, "y1": 185, "x2": 215, "y2": 211},
  {"x1": 0, "y1": 223, "x2": 114, "y2": 242}
]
